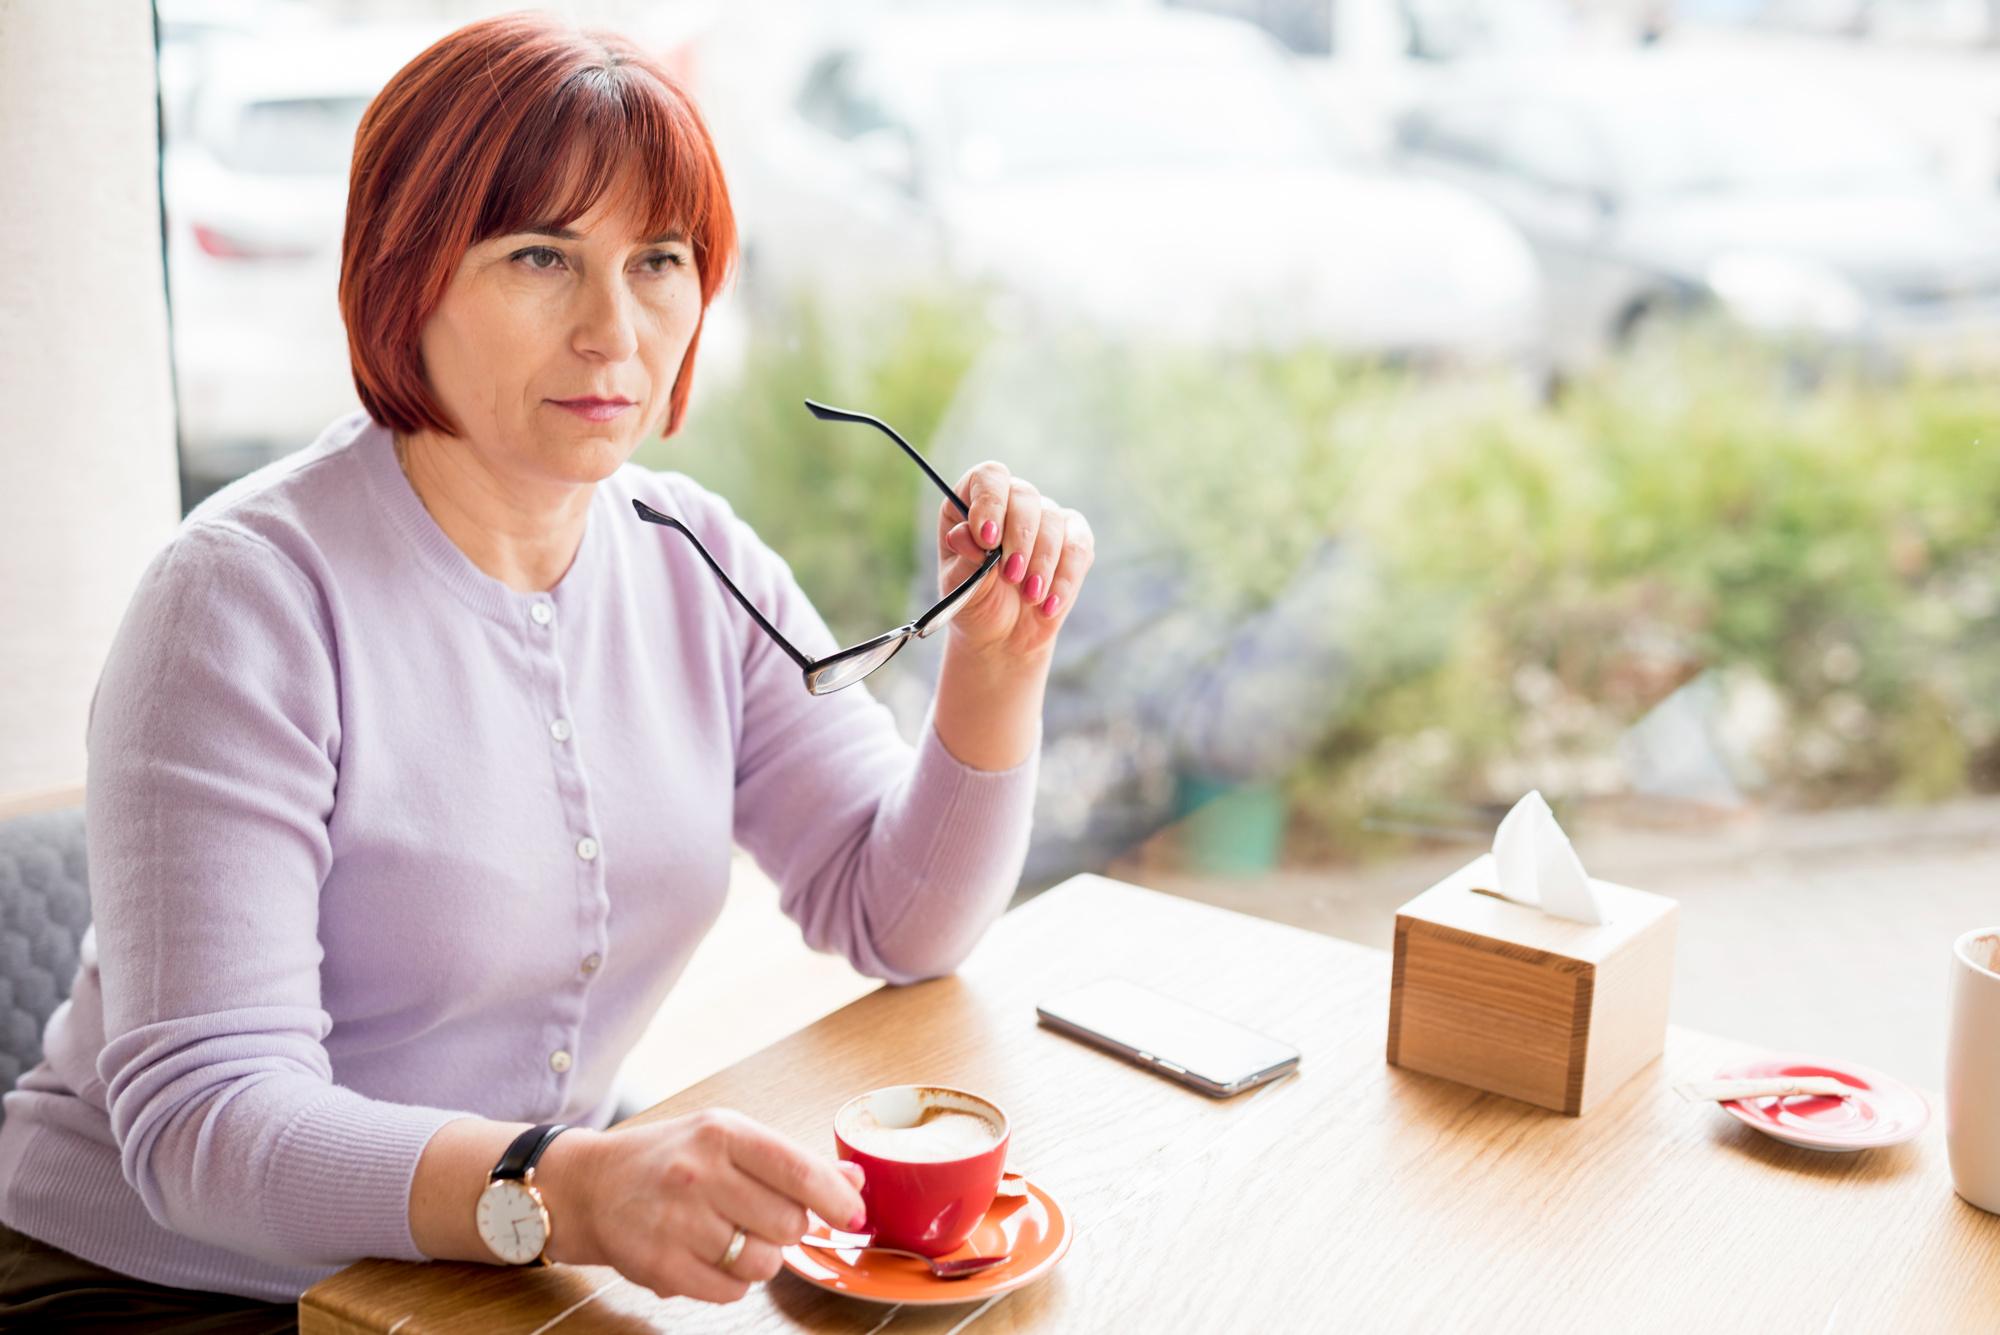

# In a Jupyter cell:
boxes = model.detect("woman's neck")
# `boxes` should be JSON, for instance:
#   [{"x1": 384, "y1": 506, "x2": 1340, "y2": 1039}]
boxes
[{"x1": 395, "y1": 429, "x2": 594, "y2": 594}]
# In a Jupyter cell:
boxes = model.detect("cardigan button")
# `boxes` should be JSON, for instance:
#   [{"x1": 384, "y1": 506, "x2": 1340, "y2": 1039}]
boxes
[
  {"x1": 576, "y1": 837, "x2": 599, "y2": 862},
  {"x1": 550, "y1": 1049, "x2": 572, "y2": 1074}
]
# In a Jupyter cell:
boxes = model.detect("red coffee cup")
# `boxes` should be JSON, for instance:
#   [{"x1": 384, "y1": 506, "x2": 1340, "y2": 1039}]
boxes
[{"x1": 833, "y1": 1085, "x2": 1010, "y2": 1257}]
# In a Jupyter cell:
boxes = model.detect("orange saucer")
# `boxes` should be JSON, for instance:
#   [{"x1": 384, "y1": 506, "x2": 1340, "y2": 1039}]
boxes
[{"x1": 781, "y1": 1172, "x2": 1071, "y2": 1306}]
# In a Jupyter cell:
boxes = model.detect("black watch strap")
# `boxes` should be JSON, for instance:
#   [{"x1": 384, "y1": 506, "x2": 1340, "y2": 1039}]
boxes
[{"x1": 492, "y1": 1123, "x2": 570, "y2": 1183}]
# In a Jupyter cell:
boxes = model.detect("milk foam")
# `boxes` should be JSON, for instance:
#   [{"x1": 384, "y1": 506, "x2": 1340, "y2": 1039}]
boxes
[{"x1": 843, "y1": 1106, "x2": 1001, "y2": 1163}]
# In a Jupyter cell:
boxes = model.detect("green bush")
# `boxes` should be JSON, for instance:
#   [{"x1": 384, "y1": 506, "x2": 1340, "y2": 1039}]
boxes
[
  {"x1": 1301, "y1": 334, "x2": 2000, "y2": 852},
  {"x1": 643, "y1": 297, "x2": 2000, "y2": 861}
]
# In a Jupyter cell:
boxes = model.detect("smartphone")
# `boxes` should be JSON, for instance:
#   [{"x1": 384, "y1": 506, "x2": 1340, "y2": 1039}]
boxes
[{"x1": 1035, "y1": 977, "x2": 1301, "y2": 1097}]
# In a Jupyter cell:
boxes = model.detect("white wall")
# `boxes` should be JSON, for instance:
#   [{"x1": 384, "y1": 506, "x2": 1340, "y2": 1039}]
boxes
[{"x1": 0, "y1": 0, "x2": 180, "y2": 804}]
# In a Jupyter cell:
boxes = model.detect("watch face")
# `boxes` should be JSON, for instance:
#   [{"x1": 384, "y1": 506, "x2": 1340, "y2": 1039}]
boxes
[{"x1": 476, "y1": 1178, "x2": 549, "y2": 1266}]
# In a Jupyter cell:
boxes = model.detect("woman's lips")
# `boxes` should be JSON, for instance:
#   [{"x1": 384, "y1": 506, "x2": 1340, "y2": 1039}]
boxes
[{"x1": 551, "y1": 396, "x2": 636, "y2": 423}]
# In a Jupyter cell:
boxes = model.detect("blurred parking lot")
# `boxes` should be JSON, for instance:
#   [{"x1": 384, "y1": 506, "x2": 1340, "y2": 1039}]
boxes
[{"x1": 161, "y1": 0, "x2": 2000, "y2": 896}]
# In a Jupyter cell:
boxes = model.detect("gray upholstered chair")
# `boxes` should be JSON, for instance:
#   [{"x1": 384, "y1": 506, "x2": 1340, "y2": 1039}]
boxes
[{"x1": 0, "y1": 807, "x2": 91, "y2": 1122}]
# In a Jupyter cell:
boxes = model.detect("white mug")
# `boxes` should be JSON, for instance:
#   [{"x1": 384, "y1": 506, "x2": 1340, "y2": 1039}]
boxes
[{"x1": 1946, "y1": 928, "x2": 2000, "y2": 1212}]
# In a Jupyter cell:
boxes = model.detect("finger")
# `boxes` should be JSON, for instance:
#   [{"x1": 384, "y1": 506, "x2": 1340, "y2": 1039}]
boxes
[
  {"x1": 726, "y1": 1122, "x2": 867, "y2": 1234},
  {"x1": 1042, "y1": 508, "x2": 1095, "y2": 619},
  {"x1": 939, "y1": 525, "x2": 988, "y2": 601},
  {"x1": 999, "y1": 478, "x2": 1042, "y2": 586},
  {"x1": 641, "y1": 1241, "x2": 753, "y2": 1305},
  {"x1": 952, "y1": 462, "x2": 1011, "y2": 552},
  {"x1": 941, "y1": 534, "x2": 990, "y2": 601},
  {"x1": 837, "y1": 1161, "x2": 865, "y2": 1191},
  {"x1": 942, "y1": 521, "x2": 984, "y2": 565},
  {"x1": 1019, "y1": 500, "x2": 1066, "y2": 606},
  {"x1": 685, "y1": 1212, "x2": 767, "y2": 1295},
  {"x1": 720, "y1": 1234, "x2": 785, "y2": 1285},
  {"x1": 709, "y1": 1170, "x2": 811, "y2": 1248}
]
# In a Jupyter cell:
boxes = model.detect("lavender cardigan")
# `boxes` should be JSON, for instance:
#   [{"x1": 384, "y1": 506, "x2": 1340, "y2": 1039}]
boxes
[{"x1": 0, "y1": 414, "x2": 1036, "y2": 1301}]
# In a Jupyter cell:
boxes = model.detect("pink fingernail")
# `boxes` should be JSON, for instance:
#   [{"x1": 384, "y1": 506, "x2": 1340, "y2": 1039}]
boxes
[
  {"x1": 1042, "y1": 594, "x2": 1063, "y2": 616},
  {"x1": 847, "y1": 1210, "x2": 868, "y2": 1232},
  {"x1": 1004, "y1": 553, "x2": 1027, "y2": 583},
  {"x1": 980, "y1": 520, "x2": 999, "y2": 548},
  {"x1": 1024, "y1": 574, "x2": 1044, "y2": 601}
]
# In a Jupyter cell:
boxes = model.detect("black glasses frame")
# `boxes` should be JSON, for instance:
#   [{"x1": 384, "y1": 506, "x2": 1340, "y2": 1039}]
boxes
[{"x1": 633, "y1": 399, "x2": 1004, "y2": 695}]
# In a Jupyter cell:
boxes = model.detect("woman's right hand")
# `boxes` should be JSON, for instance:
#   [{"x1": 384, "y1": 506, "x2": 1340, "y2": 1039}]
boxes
[{"x1": 538, "y1": 1110, "x2": 866, "y2": 1302}]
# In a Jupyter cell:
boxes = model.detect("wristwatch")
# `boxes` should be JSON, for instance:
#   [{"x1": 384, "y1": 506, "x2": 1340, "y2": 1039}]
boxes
[{"x1": 475, "y1": 1123, "x2": 571, "y2": 1265}]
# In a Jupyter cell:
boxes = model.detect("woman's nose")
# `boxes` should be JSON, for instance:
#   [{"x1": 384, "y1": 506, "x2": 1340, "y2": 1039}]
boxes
[{"x1": 573, "y1": 280, "x2": 639, "y2": 363}]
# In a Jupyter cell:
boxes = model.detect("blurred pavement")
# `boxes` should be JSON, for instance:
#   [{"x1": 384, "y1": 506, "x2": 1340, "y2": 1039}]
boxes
[{"x1": 1114, "y1": 797, "x2": 2000, "y2": 1092}]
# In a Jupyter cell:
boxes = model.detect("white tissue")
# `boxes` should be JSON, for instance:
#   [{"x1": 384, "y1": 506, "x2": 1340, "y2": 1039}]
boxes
[{"x1": 1491, "y1": 791, "x2": 1604, "y2": 925}]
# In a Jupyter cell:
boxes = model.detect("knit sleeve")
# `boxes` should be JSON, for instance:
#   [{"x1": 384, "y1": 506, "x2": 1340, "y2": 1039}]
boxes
[
  {"x1": 88, "y1": 522, "x2": 469, "y2": 1268},
  {"x1": 652, "y1": 478, "x2": 1038, "y2": 985}
]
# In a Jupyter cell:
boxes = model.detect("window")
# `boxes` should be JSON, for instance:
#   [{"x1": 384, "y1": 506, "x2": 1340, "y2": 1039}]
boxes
[
  {"x1": 1495, "y1": 102, "x2": 1605, "y2": 194},
  {"x1": 1397, "y1": 100, "x2": 1504, "y2": 169},
  {"x1": 795, "y1": 52, "x2": 897, "y2": 143},
  {"x1": 214, "y1": 96, "x2": 369, "y2": 176}
]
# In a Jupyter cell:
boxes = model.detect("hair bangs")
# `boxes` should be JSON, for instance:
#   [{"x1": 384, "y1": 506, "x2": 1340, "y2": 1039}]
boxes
[{"x1": 478, "y1": 63, "x2": 720, "y2": 272}]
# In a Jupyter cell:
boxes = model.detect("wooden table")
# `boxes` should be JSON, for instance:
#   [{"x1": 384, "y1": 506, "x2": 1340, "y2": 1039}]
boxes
[{"x1": 302, "y1": 875, "x2": 2000, "y2": 1334}]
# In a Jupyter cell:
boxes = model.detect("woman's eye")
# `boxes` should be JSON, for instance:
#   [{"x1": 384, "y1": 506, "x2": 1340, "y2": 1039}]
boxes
[
  {"x1": 639, "y1": 249, "x2": 689, "y2": 273},
  {"x1": 512, "y1": 246, "x2": 564, "y2": 270}
]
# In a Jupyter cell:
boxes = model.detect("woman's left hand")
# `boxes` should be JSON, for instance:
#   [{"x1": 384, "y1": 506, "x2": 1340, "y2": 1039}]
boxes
[{"x1": 939, "y1": 462, "x2": 1094, "y2": 664}]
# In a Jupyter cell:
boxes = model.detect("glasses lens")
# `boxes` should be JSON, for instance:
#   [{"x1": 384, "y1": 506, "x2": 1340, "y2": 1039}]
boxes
[
  {"x1": 916, "y1": 549, "x2": 1003, "y2": 639},
  {"x1": 806, "y1": 634, "x2": 908, "y2": 695}
]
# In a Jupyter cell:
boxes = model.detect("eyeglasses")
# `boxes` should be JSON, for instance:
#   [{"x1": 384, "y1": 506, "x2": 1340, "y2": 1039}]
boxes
[{"x1": 632, "y1": 399, "x2": 1004, "y2": 695}]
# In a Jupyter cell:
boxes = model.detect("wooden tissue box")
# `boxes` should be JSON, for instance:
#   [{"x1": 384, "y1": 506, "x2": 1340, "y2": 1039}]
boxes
[{"x1": 1386, "y1": 853, "x2": 1678, "y2": 1115}]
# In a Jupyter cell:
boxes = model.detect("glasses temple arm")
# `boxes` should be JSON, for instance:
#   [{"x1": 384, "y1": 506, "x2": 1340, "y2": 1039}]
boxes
[
  {"x1": 630, "y1": 500, "x2": 816, "y2": 673},
  {"x1": 803, "y1": 399, "x2": 970, "y2": 519}
]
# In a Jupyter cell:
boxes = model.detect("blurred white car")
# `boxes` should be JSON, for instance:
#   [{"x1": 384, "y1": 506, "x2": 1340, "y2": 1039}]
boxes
[
  {"x1": 164, "y1": 25, "x2": 439, "y2": 487},
  {"x1": 156, "y1": 0, "x2": 329, "y2": 141},
  {"x1": 740, "y1": 7, "x2": 1541, "y2": 362},
  {"x1": 1392, "y1": 54, "x2": 2000, "y2": 372}
]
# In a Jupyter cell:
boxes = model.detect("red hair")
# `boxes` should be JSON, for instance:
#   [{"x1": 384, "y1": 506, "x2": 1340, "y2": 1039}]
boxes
[{"x1": 339, "y1": 14, "x2": 735, "y2": 438}]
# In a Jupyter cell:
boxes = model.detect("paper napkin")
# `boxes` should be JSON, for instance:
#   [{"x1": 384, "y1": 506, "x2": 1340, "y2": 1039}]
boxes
[{"x1": 1491, "y1": 790, "x2": 1604, "y2": 925}]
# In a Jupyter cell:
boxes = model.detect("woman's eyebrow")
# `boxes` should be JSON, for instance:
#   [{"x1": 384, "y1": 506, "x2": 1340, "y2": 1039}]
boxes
[{"x1": 643, "y1": 231, "x2": 690, "y2": 245}]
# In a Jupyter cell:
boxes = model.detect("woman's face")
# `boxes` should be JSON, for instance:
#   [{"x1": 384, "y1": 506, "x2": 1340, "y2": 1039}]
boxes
[{"x1": 417, "y1": 185, "x2": 702, "y2": 487}]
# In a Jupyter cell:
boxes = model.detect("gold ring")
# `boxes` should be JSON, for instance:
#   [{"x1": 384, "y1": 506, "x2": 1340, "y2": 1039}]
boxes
[{"x1": 718, "y1": 1225, "x2": 749, "y2": 1272}]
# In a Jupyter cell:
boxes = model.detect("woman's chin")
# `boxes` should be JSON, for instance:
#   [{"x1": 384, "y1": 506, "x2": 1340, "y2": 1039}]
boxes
[{"x1": 539, "y1": 429, "x2": 644, "y2": 485}]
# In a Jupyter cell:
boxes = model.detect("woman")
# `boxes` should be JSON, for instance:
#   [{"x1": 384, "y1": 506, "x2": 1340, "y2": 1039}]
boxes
[{"x1": 0, "y1": 15, "x2": 1090, "y2": 1328}]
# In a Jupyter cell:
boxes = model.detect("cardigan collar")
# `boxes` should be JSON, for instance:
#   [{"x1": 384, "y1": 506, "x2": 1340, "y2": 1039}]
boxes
[{"x1": 354, "y1": 416, "x2": 607, "y2": 627}]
